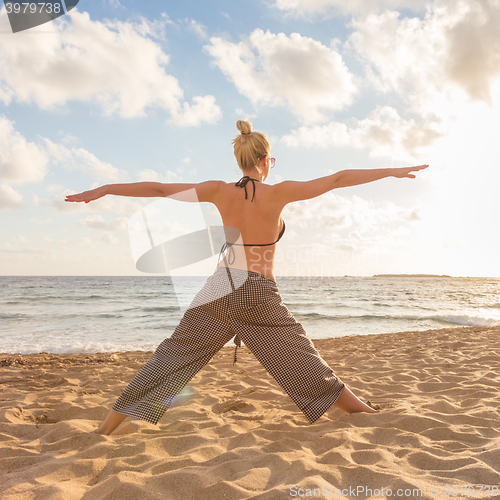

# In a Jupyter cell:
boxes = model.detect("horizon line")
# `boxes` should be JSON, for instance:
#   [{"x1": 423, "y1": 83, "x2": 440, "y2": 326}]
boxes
[{"x1": 1, "y1": 274, "x2": 499, "y2": 279}]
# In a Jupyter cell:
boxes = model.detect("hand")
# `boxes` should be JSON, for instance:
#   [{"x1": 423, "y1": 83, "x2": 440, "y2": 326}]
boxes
[
  {"x1": 65, "y1": 185, "x2": 107, "y2": 204},
  {"x1": 393, "y1": 164, "x2": 429, "y2": 179}
]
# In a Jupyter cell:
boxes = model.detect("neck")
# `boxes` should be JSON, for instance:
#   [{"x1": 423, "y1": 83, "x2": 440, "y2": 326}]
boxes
[{"x1": 241, "y1": 170, "x2": 265, "y2": 182}]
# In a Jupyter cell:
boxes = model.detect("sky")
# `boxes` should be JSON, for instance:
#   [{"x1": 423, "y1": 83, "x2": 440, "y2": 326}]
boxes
[{"x1": 0, "y1": 0, "x2": 499, "y2": 277}]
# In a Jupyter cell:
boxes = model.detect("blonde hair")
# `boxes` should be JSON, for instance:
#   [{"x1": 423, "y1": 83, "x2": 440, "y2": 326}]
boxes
[{"x1": 232, "y1": 120, "x2": 270, "y2": 173}]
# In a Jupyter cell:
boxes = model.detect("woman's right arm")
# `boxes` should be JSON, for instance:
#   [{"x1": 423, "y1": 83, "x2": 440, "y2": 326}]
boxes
[
  {"x1": 65, "y1": 180, "x2": 223, "y2": 204},
  {"x1": 275, "y1": 165, "x2": 429, "y2": 204}
]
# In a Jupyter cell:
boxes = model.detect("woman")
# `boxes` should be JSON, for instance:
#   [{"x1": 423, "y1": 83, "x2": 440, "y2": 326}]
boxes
[{"x1": 66, "y1": 120, "x2": 428, "y2": 435}]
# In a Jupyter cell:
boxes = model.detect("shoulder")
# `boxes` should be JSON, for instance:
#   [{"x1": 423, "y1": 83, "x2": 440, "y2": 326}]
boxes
[
  {"x1": 270, "y1": 180, "x2": 307, "y2": 205},
  {"x1": 272, "y1": 176, "x2": 341, "y2": 204},
  {"x1": 195, "y1": 180, "x2": 226, "y2": 203}
]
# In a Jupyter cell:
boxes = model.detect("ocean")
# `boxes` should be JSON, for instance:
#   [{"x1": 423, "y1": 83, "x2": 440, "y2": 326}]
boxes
[{"x1": 1, "y1": 275, "x2": 499, "y2": 354}]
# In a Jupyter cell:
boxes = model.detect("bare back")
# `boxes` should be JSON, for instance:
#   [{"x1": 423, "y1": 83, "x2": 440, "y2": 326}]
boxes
[{"x1": 213, "y1": 180, "x2": 286, "y2": 280}]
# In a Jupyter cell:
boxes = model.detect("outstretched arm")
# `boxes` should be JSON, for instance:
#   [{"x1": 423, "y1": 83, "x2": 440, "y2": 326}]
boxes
[
  {"x1": 276, "y1": 165, "x2": 429, "y2": 203},
  {"x1": 65, "y1": 180, "x2": 223, "y2": 204},
  {"x1": 332, "y1": 165, "x2": 428, "y2": 188}
]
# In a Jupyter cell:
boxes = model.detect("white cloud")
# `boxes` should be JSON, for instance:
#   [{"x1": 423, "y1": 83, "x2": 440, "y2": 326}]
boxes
[
  {"x1": 77, "y1": 237, "x2": 96, "y2": 248},
  {"x1": 281, "y1": 0, "x2": 500, "y2": 158},
  {"x1": 102, "y1": 233, "x2": 119, "y2": 245},
  {"x1": 10, "y1": 235, "x2": 29, "y2": 243},
  {"x1": 272, "y1": 0, "x2": 427, "y2": 17},
  {"x1": 31, "y1": 217, "x2": 52, "y2": 224},
  {"x1": 282, "y1": 105, "x2": 443, "y2": 160},
  {"x1": 0, "y1": 184, "x2": 23, "y2": 210},
  {"x1": 169, "y1": 95, "x2": 222, "y2": 127},
  {"x1": 282, "y1": 191, "x2": 422, "y2": 233},
  {"x1": 42, "y1": 139, "x2": 73, "y2": 163},
  {"x1": 131, "y1": 12, "x2": 174, "y2": 40},
  {"x1": 445, "y1": 0, "x2": 500, "y2": 103},
  {"x1": 275, "y1": 192, "x2": 424, "y2": 276},
  {"x1": 106, "y1": 0, "x2": 123, "y2": 8},
  {"x1": 0, "y1": 10, "x2": 220, "y2": 126},
  {"x1": 43, "y1": 138, "x2": 128, "y2": 181},
  {"x1": 348, "y1": 0, "x2": 500, "y2": 119},
  {"x1": 59, "y1": 133, "x2": 79, "y2": 144},
  {"x1": 79, "y1": 214, "x2": 128, "y2": 231},
  {"x1": 0, "y1": 243, "x2": 48, "y2": 254},
  {"x1": 0, "y1": 116, "x2": 48, "y2": 184},
  {"x1": 185, "y1": 19, "x2": 208, "y2": 40},
  {"x1": 71, "y1": 147, "x2": 127, "y2": 181},
  {"x1": 136, "y1": 169, "x2": 183, "y2": 182},
  {"x1": 205, "y1": 29, "x2": 357, "y2": 124}
]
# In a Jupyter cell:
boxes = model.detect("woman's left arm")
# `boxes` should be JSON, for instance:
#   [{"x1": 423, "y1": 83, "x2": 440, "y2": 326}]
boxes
[{"x1": 65, "y1": 180, "x2": 223, "y2": 204}]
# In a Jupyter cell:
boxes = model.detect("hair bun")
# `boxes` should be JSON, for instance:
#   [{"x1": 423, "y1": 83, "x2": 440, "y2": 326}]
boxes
[
  {"x1": 236, "y1": 120, "x2": 252, "y2": 135},
  {"x1": 232, "y1": 120, "x2": 270, "y2": 172}
]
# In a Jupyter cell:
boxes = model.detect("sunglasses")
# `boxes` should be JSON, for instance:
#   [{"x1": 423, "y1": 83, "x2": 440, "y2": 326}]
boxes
[{"x1": 268, "y1": 157, "x2": 276, "y2": 168}]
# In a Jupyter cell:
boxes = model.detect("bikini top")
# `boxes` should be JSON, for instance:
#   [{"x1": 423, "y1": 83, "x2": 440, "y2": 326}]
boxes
[{"x1": 219, "y1": 176, "x2": 286, "y2": 265}]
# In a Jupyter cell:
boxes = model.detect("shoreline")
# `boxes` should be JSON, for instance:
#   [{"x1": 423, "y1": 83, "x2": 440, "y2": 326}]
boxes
[
  {"x1": 1, "y1": 325, "x2": 499, "y2": 498},
  {"x1": 0, "y1": 325, "x2": 492, "y2": 359}
]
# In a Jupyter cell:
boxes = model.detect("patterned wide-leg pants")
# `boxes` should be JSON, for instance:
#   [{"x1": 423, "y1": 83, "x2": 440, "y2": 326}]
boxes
[{"x1": 112, "y1": 267, "x2": 345, "y2": 424}]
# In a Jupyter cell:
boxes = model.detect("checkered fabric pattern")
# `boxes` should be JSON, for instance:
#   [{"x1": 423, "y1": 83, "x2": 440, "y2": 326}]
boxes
[{"x1": 112, "y1": 267, "x2": 345, "y2": 425}]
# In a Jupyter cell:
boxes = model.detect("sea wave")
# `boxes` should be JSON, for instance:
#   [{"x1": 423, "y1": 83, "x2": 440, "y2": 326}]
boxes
[
  {"x1": 430, "y1": 313, "x2": 500, "y2": 327},
  {"x1": 0, "y1": 313, "x2": 29, "y2": 320},
  {"x1": 0, "y1": 341, "x2": 161, "y2": 355},
  {"x1": 1, "y1": 294, "x2": 107, "y2": 302},
  {"x1": 293, "y1": 311, "x2": 500, "y2": 327},
  {"x1": 141, "y1": 306, "x2": 181, "y2": 313},
  {"x1": 3, "y1": 275, "x2": 500, "y2": 354}
]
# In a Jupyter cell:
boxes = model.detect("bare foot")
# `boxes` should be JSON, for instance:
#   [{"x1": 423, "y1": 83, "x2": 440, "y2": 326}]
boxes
[
  {"x1": 364, "y1": 400, "x2": 381, "y2": 412},
  {"x1": 110, "y1": 421, "x2": 143, "y2": 435},
  {"x1": 333, "y1": 386, "x2": 379, "y2": 414},
  {"x1": 94, "y1": 409, "x2": 128, "y2": 435}
]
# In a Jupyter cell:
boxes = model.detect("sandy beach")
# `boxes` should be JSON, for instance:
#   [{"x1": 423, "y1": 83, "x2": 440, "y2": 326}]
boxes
[{"x1": 1, "y1": 325, "x2": 499, "y2": 499}]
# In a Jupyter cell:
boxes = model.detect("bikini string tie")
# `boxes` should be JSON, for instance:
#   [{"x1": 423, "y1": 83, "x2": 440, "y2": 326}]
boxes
[
  {"x1": 235, "y1": 176, "x2": 259, "y2": 202},
  {"x1": 233, "y1": 333, "x2": 241, "y2": 365},
  {"x1": 218, "y1": 241, "x2": 236, "y2": 266}
]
